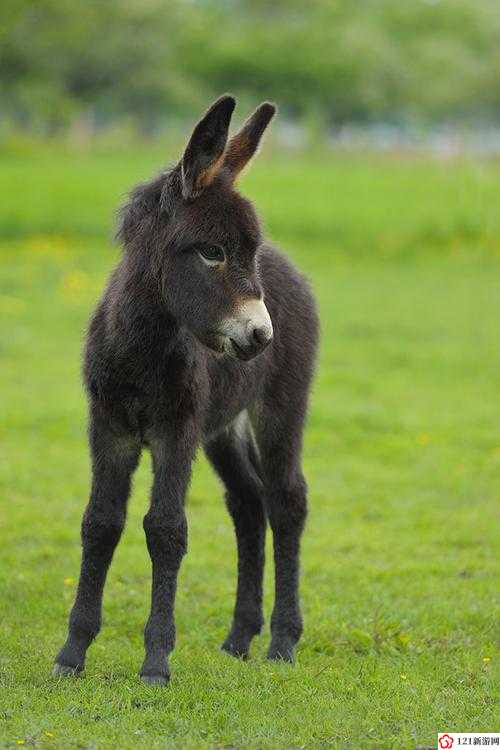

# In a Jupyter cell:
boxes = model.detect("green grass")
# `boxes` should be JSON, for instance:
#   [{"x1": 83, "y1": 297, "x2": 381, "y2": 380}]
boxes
[{"x1": 0, "y1": 144, "x2": 499, "y2": 749}]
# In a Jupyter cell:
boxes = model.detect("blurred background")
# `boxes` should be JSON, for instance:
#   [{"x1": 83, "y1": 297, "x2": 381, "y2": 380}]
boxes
[
  {"x1": 1, "y1": 2, "x2": 499, "y2": 747},
  {"x1": 2, "y1": 0, "x2": 500, "y2": 150}
]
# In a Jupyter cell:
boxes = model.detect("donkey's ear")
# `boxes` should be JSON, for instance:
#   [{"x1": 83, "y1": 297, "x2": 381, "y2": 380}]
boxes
[
  {"x1": 181, "y1": 95, "x2": 236, "y2": 200},
  {"x1": 223, "y1": 102, "x2": 276, "y2": 182}
]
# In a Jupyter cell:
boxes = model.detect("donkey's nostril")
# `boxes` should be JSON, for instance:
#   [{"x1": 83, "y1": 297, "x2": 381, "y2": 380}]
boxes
[{"x1": 251, "y1": 325, "x2": 273, "y2": 348}]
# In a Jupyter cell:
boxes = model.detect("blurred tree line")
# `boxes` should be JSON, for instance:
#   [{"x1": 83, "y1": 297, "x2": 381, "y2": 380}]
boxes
[{"x1": 1, "y1": 0, "x2": 500, "y2": 135}]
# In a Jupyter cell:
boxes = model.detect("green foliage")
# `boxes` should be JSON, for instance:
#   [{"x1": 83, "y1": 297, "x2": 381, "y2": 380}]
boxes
[
  {"x1": 0, "y1": 146, "x2": 499, "y2": 748},
  {"x1": 1, "y1": 0, "x2": 500, "y2": 130}
]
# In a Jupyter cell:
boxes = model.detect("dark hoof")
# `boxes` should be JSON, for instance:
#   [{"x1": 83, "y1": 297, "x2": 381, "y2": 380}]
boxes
[
  {"x1": 53, "y1": 662, "x2": 83, "y2": 678},
  {"x1": 221, "y1": 638, "x2": 249, "y2": 660},
  {"x1": 267, "y1": 641, "x2": 295, "y2": 664},
  {"x1": 140, "y1": 673, "x2": 169, "y2": 686}
]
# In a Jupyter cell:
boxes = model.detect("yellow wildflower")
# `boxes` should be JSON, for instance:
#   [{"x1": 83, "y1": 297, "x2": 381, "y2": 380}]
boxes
[
  {"x1": 27, "y1": 235, "x2": 68, "y2": 259},
  {"x1": 416, "y1": 432, "x2": 431, "y2": 446},
  {"x1": 61, "y1": 269, "x2": 89, "y2": 297}
]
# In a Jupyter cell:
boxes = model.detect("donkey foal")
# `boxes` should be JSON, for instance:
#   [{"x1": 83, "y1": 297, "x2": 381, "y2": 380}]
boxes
[{"x1": 54, "y1": 95, "x2": 318, "y2": 685}]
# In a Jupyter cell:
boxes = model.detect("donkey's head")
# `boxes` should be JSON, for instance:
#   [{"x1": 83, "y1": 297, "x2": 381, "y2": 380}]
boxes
[{"x1": 156, "y1": 95, "x2": 276, "y2": 361}]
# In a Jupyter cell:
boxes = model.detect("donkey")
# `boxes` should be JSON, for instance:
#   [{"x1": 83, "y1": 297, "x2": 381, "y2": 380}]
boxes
[{"x1": 53, "y1": 95, "x2": 318, "y2": 685}]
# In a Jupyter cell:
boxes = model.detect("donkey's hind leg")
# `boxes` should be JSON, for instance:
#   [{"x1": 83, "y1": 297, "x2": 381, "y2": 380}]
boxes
[
  {"x1": 54, "y1": 408, "x2": 140, "y2": 676},
  {"x1": 255, "y1": 404, "x2": 309, "y2": 664},
  {"x1": 204, "y1": 416, "x2": 267, "y2": 659}
]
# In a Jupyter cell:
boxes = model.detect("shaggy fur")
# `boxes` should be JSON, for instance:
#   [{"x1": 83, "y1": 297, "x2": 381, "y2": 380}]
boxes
[{"x1": 54, "y1": 95, "x2": 319, "y2": 685}]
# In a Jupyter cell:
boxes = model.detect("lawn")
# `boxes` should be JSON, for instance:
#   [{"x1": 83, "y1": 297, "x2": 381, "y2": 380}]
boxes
[{"x1": 0, "y1": 143, "x2": 499, "y2": 749}]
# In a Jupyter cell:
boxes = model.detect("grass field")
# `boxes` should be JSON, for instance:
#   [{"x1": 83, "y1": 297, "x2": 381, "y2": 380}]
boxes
[{"x1": 0, "y1": 143, "x2": 499, "y2": 749}]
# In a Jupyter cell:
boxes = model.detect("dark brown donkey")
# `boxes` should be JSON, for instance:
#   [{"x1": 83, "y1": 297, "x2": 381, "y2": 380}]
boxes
[{"x1": 54, "y1": 95, "x2": 318, "y2": 685}]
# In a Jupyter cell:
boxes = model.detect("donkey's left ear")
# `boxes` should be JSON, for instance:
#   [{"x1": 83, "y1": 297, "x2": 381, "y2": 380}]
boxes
[
  {"x1": 223, "y1": 102, "x2": 276, "y2": 182},
  {"x1": 181, "y1": 94, "x2": 236, "y2": 200}
]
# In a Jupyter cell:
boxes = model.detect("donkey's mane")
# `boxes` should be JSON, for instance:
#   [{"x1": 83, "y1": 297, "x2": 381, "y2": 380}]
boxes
[{"x1": 116, "y1": 166, "x2": 180, "y2": 249}]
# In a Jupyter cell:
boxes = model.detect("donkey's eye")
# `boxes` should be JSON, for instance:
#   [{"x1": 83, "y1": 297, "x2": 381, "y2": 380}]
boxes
[{"x1": 198, "y1": 245, "x2": 225, "y2": 266}]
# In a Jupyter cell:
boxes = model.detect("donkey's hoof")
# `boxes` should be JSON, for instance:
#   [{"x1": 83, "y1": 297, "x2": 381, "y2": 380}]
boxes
[
  {"x1": 141, "y1": 673, "x2": 169, "y2": 686},
  {"x1": 267, "y1": 641, "x2": 295, "y2": 664},
  {"x1": 221, "y1": 638, "x2": 249, "y2": 660},
  {"x1": 53, "y1": 662, "x2": 82, "y2": 678}
]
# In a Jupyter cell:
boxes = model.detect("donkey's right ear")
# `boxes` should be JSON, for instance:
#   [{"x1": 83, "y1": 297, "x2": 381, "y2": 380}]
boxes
[{"x1": 180, "y1": 95, "x2": 236, "y2": 200}]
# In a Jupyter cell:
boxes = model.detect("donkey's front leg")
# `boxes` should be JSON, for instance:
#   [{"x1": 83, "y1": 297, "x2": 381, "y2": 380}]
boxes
[
  {"x1": 54, "y1": 412, "x2": 140, "y2": 676},
  {"x1": 140, "y1": 432, "x2": 194, "y2": 685}
]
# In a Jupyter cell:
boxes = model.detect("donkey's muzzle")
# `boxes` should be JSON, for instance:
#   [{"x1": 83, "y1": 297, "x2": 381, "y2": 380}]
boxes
[
  {"x1": 229, "y1": 323, "x2": 273, "y2": 361},
  {"x1": 221, "y1": 298, "x2": 273, "y2": 361}
]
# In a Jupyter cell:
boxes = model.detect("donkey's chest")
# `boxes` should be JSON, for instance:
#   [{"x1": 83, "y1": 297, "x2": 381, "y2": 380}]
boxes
[
  {"x1": 107, "y1": 346, "x2": 265, "y2": 441},
  {"x1": 202, "y1": 357, "x2": 266, "y2": 438}
]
